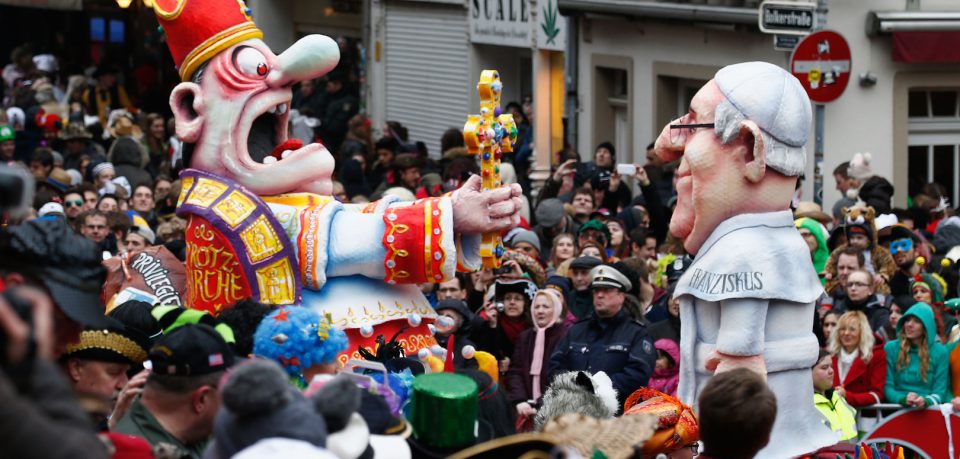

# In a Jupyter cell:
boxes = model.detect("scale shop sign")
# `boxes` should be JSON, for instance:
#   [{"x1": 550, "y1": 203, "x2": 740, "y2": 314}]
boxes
[{"x1": 470, "y1": 0, "x2": 532, "y2": 47}]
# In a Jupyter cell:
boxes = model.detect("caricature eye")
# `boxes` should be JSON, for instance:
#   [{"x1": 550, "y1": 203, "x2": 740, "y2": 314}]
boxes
[{"x1": 234, "y1": 46, "x2": 269, "y2": 77}]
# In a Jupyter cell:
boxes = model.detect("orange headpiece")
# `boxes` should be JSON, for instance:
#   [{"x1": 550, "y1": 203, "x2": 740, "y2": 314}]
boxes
[{"x1": 153, "y1": 0, "x2": 263, "y2": 81}]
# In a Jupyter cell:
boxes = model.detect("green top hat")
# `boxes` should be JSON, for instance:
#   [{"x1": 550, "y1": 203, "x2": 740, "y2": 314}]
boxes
[{"x1": 409, "y1": 372, "x2": 478, "y2": 450}]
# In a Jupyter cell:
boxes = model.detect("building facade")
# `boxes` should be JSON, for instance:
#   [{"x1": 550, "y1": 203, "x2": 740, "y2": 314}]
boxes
[{"x1": 560, "y1": 0, "x2": 960, "y2": 210}]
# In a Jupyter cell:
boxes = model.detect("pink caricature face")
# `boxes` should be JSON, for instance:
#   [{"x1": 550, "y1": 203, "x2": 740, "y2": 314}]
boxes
[
  {"x1": 653, "y1": 80, "x2": 792, "y2": 254},
  {"x1": 170, "y1": 36, "x2": 340, "y2": 195}
]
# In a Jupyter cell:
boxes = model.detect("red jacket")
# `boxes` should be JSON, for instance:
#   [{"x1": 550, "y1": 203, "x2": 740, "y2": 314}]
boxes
[{"x1": 831, "y1": 346, "x2": 887, "y2": 407}]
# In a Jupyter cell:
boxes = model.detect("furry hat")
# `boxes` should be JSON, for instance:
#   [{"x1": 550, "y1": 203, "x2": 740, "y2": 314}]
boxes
[
  {"x1": 847, "y1": 152, "x2": 874, "y2": 182},
  {"x1": 213, "y1": 359, "x2": 329, "y2": 458},
  {"x1": 534, "y1": 371, "x2": 618, "y2": 431}
]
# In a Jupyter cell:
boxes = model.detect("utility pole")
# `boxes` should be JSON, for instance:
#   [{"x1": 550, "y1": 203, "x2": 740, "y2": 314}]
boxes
[{"x1": 813, "y1": 0, "x2": 827, "y2": 206}]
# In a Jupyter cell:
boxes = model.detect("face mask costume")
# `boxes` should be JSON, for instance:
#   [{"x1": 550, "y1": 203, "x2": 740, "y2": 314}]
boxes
[
  {"x1": 653, "y1": 62, "x2": 837, "y2": 457},
  {"x1": 154, "y1": 0, "x2": 521, "y2": 364}
]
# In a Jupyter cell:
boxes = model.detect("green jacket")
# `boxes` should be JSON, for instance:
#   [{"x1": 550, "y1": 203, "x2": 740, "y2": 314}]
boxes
[
  {"x1": 814, "y1": 390, "x2": 857, "y2": 441},
  {"x1": 884, "y1": 302, "x2": 951, "y2": 407},
  {"x1": 112, "y1": 397, "x2": 207, "y2": 459},
  {"x1": 795, "y1": 217, "x2": 828, "y2": 285}
]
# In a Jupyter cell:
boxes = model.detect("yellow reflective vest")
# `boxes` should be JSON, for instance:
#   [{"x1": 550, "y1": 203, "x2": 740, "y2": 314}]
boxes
[{"x1": 814, "y1": 391, "x2": 857, "y2": 441}]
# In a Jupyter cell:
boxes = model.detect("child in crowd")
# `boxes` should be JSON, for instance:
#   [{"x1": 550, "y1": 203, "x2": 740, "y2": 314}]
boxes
[
  {"x1": 812, "y1": 350, "x2": 857, "y2": 441},
  {"x1": 647, "y1": 338, "x2": 680, "y2": 396}
]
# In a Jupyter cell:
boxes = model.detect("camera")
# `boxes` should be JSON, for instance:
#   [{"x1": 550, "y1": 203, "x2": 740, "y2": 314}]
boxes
[
  {"x1": 0, "y1": 288, "x2": 35, "y2": 369},
  {"x1": 0, "y1": 164, "x2": 35, "y2": 221},
  {"x1": 495, "y1": 302, "x2": 505, "y2": 313},
  {"x1": 493, "y1": 265, "x2": 513, "y2": 276}
]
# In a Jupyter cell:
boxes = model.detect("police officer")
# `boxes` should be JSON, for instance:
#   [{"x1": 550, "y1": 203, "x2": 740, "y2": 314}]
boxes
[{"x1": 547, "y1": 264, "x2": 657, "y2": 411}]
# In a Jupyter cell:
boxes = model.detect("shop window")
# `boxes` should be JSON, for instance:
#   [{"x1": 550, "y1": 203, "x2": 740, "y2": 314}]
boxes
[
  {"x1": 90, "y1": 17, "x2": 106, "y2": 42},
  {"x1": 907, "y1": 89, "x2": 960, "y2": 205},
  {"x1": 109, "y1": 20, "x2": 124, "y2": 43},
  {"x1": 594, "y1": 66, "x2": 630, "y2": 163}
]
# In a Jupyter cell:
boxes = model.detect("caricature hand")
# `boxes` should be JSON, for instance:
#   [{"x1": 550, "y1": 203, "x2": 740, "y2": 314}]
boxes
[
  {"x1": 452, "y1": 175, "x2": 522, "y2": 234},
  {"x1": 705, "y1": 351, "x2": 767, "y2": 380}
]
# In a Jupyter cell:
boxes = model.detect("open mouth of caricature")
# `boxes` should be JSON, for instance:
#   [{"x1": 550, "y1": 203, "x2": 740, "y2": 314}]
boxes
[{"x1": 239, "y1": 94, "x2": 326, "y2": 168}]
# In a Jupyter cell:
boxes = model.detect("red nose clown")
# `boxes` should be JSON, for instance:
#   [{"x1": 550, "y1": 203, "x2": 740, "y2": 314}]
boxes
[{"x1": 153, "y1": 0, "x2": 263, "y2": 81}]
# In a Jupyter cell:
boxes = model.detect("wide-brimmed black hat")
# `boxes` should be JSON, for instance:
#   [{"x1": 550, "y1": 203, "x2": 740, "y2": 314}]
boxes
[{"x1": 0, "y1": 219, "x2": 111, "y2": 329}]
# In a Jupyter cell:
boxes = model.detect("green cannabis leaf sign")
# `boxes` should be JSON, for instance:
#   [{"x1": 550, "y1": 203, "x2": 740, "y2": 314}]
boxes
[{"x1": 542, "y1": 0, "x2": 560, "y2": 45}]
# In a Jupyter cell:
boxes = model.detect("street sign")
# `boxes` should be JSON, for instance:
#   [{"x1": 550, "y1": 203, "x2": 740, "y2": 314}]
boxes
[
  {"x1": 759, "y1": 1, "x2": 817, "y2": 35},
  {"x1": 774, "y1": 34, "x2": 800, "y2": 51},
  {"x1": 790, "y1": 30, "x2": 851, "y2": 103}
]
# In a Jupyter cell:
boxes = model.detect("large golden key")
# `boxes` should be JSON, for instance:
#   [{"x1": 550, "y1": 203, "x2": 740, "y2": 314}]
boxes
[{"x1": 463, "y1": 70, "x2": 518, "y2": 269}]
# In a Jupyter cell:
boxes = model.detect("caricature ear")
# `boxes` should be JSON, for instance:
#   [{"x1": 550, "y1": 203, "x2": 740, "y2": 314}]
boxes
[
  {"x1": 169, "y1": 82, "x2": 205, "y2": 143},
  {"x1": 738, "y1": 119, "x2": 766, "y2": 183}
]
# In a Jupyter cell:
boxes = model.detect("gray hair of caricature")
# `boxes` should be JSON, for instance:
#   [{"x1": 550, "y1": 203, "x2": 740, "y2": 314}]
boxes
[{"x1": 714, "y1": 97, "x2": 806, "y2": 177}]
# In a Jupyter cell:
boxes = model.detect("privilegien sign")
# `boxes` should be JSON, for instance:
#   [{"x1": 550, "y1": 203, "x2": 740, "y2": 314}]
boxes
[
  {"x1": 469, "y1": 0, "x2": 532, "y2": 48},
  {"x1": 759, "y1": 1, "x2": 816, "y2": 36}
]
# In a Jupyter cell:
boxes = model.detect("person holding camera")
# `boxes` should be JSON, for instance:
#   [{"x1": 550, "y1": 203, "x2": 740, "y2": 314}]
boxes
[
  {"x1": 0, "y1": 219, "x2": 115, "y2": 458},
  {"x1": 471, "y1": 276, "x2": 538, "y2": 375}
]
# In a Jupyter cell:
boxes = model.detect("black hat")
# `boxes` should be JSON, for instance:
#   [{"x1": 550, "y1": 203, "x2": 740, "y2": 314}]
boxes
[
  {"x1": 569, "y1": 256, "x2": 602, "y2": 271},
  {"x1": 543, "y1": 275, "x2": 571, "y2": 300},
  {"x1": 435, "y1": 299, "x2": 474, "y2": 323},
  {"x1": 665, "y1": 255, "x2": 693, "y2": 286},
  {"x1": 888, "y1": 224, "x2": 920, "y2": 243},
  {"x1": 393, "y1": 153, "x2": 422, "y2": 170},
  {"x1": 0, "y1": 219, "x2": 110, "y2": 329},
  {"x1": 64, "y1": 319, "x2": 151, "y2": 366},
  {"x1": 149, "y1": 323, "x2": 235, "y2": 376},
  {"x1": 494, "y1": 278, "x2": 538, "y2": 303}
]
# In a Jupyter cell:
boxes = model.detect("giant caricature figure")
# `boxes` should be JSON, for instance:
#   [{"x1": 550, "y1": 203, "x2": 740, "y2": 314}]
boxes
[
  {"x1": 153, "y1": 0, "x2": 521, "y2": 362},
  {"x1": 654, "y1": 62, "x2": 837, "y2": 457}
]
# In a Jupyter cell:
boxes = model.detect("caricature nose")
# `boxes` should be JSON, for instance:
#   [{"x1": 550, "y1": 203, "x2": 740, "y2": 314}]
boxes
[{"x1": 267, "y1": 35, "x2": 340, "y2": 88}]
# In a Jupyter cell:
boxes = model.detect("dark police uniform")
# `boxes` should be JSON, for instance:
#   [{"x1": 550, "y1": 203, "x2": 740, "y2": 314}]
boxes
[{"x1": 547, "y1": 264, "x2": 656, "y2": 411}]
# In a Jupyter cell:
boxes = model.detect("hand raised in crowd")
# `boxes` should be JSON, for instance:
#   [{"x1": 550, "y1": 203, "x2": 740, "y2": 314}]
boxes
[
  {"x1": 516, "y1": 401, "x2": 537, "y2": 418},
  {"x1": 834, "y1": 386, "x2": 846, "y2": 399},
  {"x1": 498, "y1": 357, "x2": 511, "y2": 374},
  {"x1": 497, "y1": 260, "x2": 524, "y2": 280},
  {"x1": 634, "y1": 166, "x2": 650, "y2": 187},
  {"x1": 873, "y1": 273, "x2": 887, "y2": 288},
  {"x1": 482, "y1": 300, "x2": 498, "y2": 328},
  {"x1": 0, "y1": 286, "x2": 55, "y2": 364},
  {"x1": 551, "y1": 159, "x2": 577, "y2": 182},
  {"x1": 109, "y1": 369, "x2": 151, "y2": 430}
]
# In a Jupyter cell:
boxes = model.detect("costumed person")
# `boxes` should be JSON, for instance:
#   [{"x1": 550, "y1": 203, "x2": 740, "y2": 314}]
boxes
[
  {"x1": 812, "y1": 350, "x2": 857, "y2": 442},
  {"x1": 909, "y1": 264, "x2": 948, "y2": 339},
  {"x1": 652, "y1": 61, "x2": 836, "y2": 457},
  {"x1": 151, "y1": 0, "x2": 522, "y2": 362},
  {"x1": 253, "y1": 306, "x2": 349, "y2": 388},
  {"x1": 822, "y1": 206, "x2": 896, "y2": 296},
  {"x1": 884, "y1": 302, "x2": 950, "y2": 410},
  {"x1": 796, "y1": 216, "x2": 829, "y2": 283}
]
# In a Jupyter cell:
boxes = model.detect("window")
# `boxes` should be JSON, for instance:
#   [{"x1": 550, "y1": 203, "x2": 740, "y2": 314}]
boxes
[{"x1": 907, "y1": 89, "x2": 960, "y2": 205}]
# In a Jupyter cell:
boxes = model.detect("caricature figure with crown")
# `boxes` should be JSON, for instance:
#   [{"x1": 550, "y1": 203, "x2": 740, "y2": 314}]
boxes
[{"x1": 152, "y1": 0, "x2": 522, "y2": 363}]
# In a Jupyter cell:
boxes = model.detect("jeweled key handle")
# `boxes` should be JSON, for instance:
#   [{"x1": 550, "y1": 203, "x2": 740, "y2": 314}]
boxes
[{"x1": 463, "y1": 70, "x2": 518, "y2": 269}]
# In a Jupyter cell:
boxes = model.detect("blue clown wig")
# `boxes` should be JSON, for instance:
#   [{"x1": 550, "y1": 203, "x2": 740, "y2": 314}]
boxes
[{"x1": 253, "y1": 307, "x2": 348, "y2": 378}]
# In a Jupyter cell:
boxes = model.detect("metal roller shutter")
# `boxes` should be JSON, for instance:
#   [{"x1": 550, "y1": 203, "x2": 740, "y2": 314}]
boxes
[{"x1": 385, "y1": 2, "x2": 469, "y2": 159}]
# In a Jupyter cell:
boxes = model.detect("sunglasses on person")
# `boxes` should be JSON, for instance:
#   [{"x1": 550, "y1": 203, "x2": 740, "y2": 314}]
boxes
[
  {"x1": 888, "y1": 238, "x2": 913, "y2": 254},
  {"x1": 65, "y1": 199, "x2": 83, "y2": 208}
]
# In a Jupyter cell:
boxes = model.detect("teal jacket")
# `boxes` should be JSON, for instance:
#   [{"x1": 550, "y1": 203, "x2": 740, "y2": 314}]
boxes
[{"x1": 884, "y1": 302, "x2": 951, "y2": 407}]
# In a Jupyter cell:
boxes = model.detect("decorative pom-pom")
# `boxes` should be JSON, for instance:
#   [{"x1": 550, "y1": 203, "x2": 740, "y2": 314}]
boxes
[
  {"x1": 462, "y1": 345, "x2": 476, "y2": 360},
  {"x1": 408, "y1": 313, "x2": 422, "y2": 327},
  {"x1": 360, "y1": 324, "x2": 374, "y2": 338}
]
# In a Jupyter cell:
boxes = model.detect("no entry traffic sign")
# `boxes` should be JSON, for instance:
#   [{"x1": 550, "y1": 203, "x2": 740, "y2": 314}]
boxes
[{"x1": 790, "y1": 30, "x2": 851, "y2": 103}]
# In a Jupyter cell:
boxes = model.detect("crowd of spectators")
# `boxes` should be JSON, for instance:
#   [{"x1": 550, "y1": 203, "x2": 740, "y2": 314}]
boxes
[{"x1": 4, "y1": 42, "x2": 960, "y2": 456}]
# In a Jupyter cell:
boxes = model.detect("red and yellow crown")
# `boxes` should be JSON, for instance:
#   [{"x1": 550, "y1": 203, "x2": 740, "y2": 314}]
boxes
[{"x1": 153, "y1": 0, "x2": 263, "y2": 81}]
